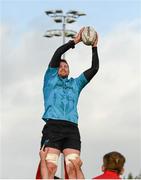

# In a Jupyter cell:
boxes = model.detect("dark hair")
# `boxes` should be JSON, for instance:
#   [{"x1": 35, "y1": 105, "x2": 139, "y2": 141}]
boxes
[
  {"x1": 103, "y1": 151, "x2": 126, "y2": 174},
  {"x1": 60, "y1": 59, "x2": 68, "y2": 65}
]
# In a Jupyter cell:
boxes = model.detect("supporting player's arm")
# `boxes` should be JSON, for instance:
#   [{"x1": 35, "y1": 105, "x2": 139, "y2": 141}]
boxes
[
  {"x1": 69, "y1": 158, "x2": 85, "y2": 179},
  {"x1": 39, "y1": 147, "x2": 48, "y2": 179}
]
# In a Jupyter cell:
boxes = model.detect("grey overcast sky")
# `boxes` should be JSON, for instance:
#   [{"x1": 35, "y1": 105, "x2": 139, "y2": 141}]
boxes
[{"x1": 0, "y1": 0, "x2": 141, "y2": 178}]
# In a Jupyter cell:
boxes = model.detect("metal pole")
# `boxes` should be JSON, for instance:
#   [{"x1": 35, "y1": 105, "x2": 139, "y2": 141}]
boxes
[
  {"x1": 62, "y1": 16, "x2": 66, "y2": 59},
  {"x1": 60, "y1": 15, "x2": 66, "y2": 179}
]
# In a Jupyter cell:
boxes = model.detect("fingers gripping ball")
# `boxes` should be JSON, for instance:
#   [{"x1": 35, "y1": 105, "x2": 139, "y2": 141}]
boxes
[{"x1": 82, "y1": 26, "x2": 97, "y2": 46}]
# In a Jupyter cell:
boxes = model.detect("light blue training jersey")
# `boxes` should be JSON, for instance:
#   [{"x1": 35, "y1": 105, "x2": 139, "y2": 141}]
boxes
[{"x1": 42, "y1": 67, "x2": 88, "y2": 124}]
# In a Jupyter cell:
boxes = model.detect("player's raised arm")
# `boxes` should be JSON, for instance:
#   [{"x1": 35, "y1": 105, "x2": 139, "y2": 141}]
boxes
[
  {"x1": 83, "y1": 33, "x2": 99, "y2": 82},
  {"x1": 49, "y1": 27, "x2": 85, "y2": 68},
  {"x1": 49, "y1": 41, "x2": 75, "y2": 68}
]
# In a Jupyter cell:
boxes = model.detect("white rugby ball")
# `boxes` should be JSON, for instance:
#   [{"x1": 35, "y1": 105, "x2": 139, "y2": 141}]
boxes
[{"x1": 82, "y1": 26, "x2": 97, "y2": 46}]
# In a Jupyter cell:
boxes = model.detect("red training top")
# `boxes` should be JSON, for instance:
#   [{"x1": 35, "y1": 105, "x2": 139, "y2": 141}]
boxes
[{"x1": 93, "y1": 170, "x2": 121, "y2": 179}]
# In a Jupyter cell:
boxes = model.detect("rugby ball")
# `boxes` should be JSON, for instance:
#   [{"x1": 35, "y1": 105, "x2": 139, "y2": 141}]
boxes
[{"x1": 82, "y1": 26, "x2": 97, "y2": 46}]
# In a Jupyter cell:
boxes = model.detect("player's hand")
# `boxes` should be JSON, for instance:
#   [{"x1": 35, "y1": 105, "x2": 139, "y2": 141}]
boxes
[
  {"x1": 73, "y1": 27, "x2": 85, "y2": 44},
  {"x1": 69, "y1": 157, "x2": 83, "y2": 169},
  {"x1": 92, "y1": 32, "x2": 98, "y2": 47},
  {"x1": 39, "y1": 147, "x2": 48, "y2": 160}
]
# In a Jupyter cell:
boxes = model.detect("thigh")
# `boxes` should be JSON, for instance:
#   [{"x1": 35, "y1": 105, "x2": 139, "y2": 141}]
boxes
[
  {"x1": 63, "y1": 148, "x2": 80, "y2": 167},
  {"x1": 47, "y1": 147, "x2": 61, "y2": 155},
  {"x1": 45, "y1": 147, "x2": 61, "y2": 177},
  {"x1": 63, "y1": 148, "x2": 80, "y2": 156}
]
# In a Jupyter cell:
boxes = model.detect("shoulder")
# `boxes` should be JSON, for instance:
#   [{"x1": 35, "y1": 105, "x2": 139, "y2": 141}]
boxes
[
  {"x1": 44, "y1": 67, "x2": 58, "y2": 78},
  {"x1": 46, "y1": 67, "x2": 58, "y2": 74},
  {"x1": 93, "y1": 174, "x2": 104, "y2": 179}
]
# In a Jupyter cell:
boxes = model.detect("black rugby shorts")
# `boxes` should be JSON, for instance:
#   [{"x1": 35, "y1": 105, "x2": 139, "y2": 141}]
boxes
[{"x1": 41, "y1": 119, "x2": 81, "y2": 152}]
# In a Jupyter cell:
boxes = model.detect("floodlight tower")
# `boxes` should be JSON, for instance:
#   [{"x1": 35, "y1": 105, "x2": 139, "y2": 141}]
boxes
[{"x1": 44, "y1": 9, "x2": 86, "y2": 58}]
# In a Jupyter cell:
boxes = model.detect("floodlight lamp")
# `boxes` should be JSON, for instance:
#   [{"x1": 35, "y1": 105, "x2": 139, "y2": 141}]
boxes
[
  {"x1": 54, "y1": 17, "x2": 62, "y2": 23},
  {"x1": 66, "y1": 17, "x2": 76, "y2": 23},
  {"x1": 65, "y1": 30, "x2": 76, "y2": 37},
  {"x1": 55, "y1": 9, "x2": 63, "y2": 14},
  {"x1": 45, "y1": 10, "x2": 54, "y2": 15},
  {"x1": 54, "y1": 31, "x2": 62, "y2": 36},
  {"x1": 44, "y1": 34, "x2": 53, "y2": 38},
  {"x1": 76, "y1": 11, "x2": 86, "y2": 16},
  {"x1": 67, "y1": 10, "x2": 78, "y2": 15}
]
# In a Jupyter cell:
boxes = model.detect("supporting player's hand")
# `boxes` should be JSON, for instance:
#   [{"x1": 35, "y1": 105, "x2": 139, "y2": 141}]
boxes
[
  {"x1": 69, "y1": 157, "x2": 83, "y2": 169},
  {"x1": 73, "y1": 27, "x2": 85, "y2": 44},
  {"x1": 39, "y1": 147, "x2": 48, "y2": 160},
  {"x1": 92, "y1": 32, "x2": 98, "y2": 47}
]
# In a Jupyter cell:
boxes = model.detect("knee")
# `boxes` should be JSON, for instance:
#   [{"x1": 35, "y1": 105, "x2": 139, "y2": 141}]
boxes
[{"x1": 46, "y1": 153, "x2": 59, "y2": 176}]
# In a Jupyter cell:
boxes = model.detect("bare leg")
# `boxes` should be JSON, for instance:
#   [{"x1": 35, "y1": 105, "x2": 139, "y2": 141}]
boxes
[
  {"x1": 45, "y1": 147, "x2": 60, "y2": 179},
  {"x1": 63, "y1": 148, "x2": 80, "y2": 179}
]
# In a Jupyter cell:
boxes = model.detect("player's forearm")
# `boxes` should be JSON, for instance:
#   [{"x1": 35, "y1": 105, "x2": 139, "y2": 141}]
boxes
[
  {"x1": 40, "y1": 160, "x2": 48, "y2": 179},
  {"x1": 84, "y1": 47, "x2": 99, "y2": 81},
  {"x1": 49, "y1": 40, "x2": 75, "y2": 67},
  {"x1": 76, "y1": 168, "x2": 85, "y2": 179},
  {"x1": 91, "y1": 47, "x2": 99, "y2": 69}
]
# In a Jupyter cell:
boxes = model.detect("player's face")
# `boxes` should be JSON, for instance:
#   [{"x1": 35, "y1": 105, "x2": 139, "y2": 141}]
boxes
[{"x1": 58, "y1": 62, "x2": 69, "y2": 78}]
